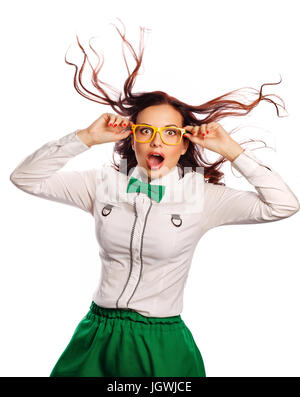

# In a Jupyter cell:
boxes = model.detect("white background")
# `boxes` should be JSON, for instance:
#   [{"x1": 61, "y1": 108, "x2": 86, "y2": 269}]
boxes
[{"x1": 2, "y1": 0, "x2": 300, "y2": 377}]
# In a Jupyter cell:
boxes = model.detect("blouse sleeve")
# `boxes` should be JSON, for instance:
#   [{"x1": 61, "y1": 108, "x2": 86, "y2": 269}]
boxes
[
  {"x1": 203, "y1": 148, "x2": 300, "y2": 229},
  {"x1": 9, "y1": 130, "x2": 97, "y2": 216}
]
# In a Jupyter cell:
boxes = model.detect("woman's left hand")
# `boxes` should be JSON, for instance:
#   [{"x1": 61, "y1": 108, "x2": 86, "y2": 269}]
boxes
[{"x1": 183, "y1": 121, "x2": 243, "y2": 160}]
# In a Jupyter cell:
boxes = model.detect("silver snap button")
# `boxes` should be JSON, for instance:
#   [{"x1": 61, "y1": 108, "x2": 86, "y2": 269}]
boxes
[
  {"x1": 102, "y1": 204, "x2": 113, "y2": 216},
  {"x1": 171, "y1": 214, "x2": 182, "y2": 227}
]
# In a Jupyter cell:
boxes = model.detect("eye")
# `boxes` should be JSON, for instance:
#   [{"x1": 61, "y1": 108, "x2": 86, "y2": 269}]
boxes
[
  {"x1": 141, "y1": 128, "x2": 152, "y2": 135},
  {"x1": 164, "y1": 129, "x2": 177, "y2": 136}
]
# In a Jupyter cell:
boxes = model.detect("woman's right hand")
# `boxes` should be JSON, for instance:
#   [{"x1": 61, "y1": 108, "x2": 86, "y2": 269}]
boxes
[{"x1": 79, "y1": 113, "x2": 133, "y2": 146}]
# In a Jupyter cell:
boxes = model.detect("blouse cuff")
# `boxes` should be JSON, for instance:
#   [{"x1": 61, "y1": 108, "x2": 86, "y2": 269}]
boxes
[
  {"x1": 53, "y1": 129, "x2": 91, "y2": 155},
  {"x1": 231, "y1": 148, "x2": 272, "y2": 178}
]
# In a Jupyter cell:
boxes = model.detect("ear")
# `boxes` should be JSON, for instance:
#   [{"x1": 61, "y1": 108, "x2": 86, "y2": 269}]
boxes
[
  {"x1": 181, "y1": 138, "x2": 189, "y2": 155},
  {"x1": 131, "y1": 134, "x2": 135, "y2": 151}
]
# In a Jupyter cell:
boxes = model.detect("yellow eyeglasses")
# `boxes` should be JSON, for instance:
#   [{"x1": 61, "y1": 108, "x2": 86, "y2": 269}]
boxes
[{"x1": 130, "y1": 124, "x2": 187, "y2": 146}]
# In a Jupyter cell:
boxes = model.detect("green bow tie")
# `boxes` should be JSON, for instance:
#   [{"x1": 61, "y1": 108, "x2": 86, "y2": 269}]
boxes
[{"x1": 126, "y1": 177, "x2": 166, "y2": 203}]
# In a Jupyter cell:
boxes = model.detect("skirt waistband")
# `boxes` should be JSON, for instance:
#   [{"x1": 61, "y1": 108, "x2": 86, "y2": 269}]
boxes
[{"x1": 89, "y1": 301, "x2": 183, "y2": 325}]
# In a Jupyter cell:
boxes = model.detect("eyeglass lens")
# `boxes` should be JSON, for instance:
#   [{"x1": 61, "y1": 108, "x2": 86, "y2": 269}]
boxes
[{"x1": 135, "y1": 126, "x2": 181, "y2": 144}]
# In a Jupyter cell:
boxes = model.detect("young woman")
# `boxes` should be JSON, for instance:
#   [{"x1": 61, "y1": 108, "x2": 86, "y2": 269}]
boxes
[{"x1": 10, "y1": 23, "x2": 300, "y2": 377}]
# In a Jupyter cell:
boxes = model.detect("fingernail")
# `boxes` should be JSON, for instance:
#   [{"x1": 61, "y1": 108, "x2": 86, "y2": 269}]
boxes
[
  {"x1": 202, "y1": 133, "x2": 205, "y2": 136},
  {"x1": 207, "y1": 130, "x2": 209, "y2": 133},
  {"x1": 123, "y1": 123, "x2": 126, "y2": 127},
  {"x1": 109, "y1": 123, "x2": 112, "y2": 126},
  {"x1": 114, "y1": 124, "x2": 117, "y2": 127}
]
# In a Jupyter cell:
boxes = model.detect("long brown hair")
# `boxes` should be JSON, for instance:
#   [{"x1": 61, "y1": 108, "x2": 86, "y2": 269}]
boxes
[{"x1": 65, "y1": 19, "x2": 287, "y2": 185}]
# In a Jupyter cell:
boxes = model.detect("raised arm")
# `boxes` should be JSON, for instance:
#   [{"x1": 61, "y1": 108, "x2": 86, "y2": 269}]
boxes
[
  {"x1": 10, "y1": 130, "x2": 97, "y2": 216},
  {"x1": 183, "y1": 121, "x2": 300, "y2": 229},
  {"x1": 203, "y1": 148, "x2": 300, "y2": 229},
  {"x1": 10, "y1": 113, "x2": 134, "y2": 215}
]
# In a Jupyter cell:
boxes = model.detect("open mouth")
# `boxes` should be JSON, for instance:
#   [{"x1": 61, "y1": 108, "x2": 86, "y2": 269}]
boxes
[{"x1": 146, "y1": 153, "x2": 165, "y2": 170}]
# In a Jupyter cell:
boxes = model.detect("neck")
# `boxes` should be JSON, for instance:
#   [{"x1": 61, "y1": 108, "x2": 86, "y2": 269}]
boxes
[
  {"x1": 146, "y1": 166, "x2": 177, "y2": 183},
  {"x1": 147, "y1": 171, "x2": 162, "y2": 183}
]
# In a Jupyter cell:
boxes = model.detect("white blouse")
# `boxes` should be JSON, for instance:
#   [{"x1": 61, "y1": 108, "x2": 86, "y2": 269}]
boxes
[{"x1": 10, "y1": 130, "x2": 300, "y2": 317}]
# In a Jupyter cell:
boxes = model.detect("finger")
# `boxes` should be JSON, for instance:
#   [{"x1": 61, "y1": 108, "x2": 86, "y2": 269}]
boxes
[
  {"x1": 116, "y1": 119, "x2": 130, "y2": 133},
  {"x1": 192, "y1": 126, "x2": 201, "y2": 137},
  {"x1": 184, "y1": 133, "x2": 203, "y2": 147},
  {"x1": 102, "y1": 113, "x2": 110, "y2": 122},
  {"x1": 112, "y1": 116, "x2": 123, "y2": 128},
  {"x1": 183, "y1": 125, "x2": 194, "y2": 133},
  {"x1": 118, "y1": 119, "x2": 133, "y2": 134},
  {"x1": 120, "y1": 129, "x2": 132, "y2": 136},
  {"x1": 103, "y1": 113, "x2": 113, "y2": 126},
  {"x1": 184, "y1": 131, "x2": 198, "y2": 140},
  {"x1": 205, "y1": 122, "x2": 212, "y2": 134},
  {"x1": 109, "y1": 115, "x2": 118, "y2": 127},
  {"x1": 121, "y1": 119, "x2": 128, "y2": 128},
  {"x1": 200, "y1": 124, "x2": 206, "y2": 137},
  {"x1": 120, "y1": 118, "x2": 131, "y2": 129},
  {"x1": 183, "y1": 132, "x2": 192, "y2": 141}
]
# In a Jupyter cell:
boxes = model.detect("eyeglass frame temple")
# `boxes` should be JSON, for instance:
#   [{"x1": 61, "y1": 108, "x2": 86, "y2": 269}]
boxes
[{"x1": 130, "y1": 124, "x2": 188, "y2": 145}]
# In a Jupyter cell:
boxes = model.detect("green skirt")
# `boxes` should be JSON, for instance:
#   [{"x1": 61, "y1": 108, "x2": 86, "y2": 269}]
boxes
[{"x1": 50, "y1": 301, "x2": 206, "y2": 377}]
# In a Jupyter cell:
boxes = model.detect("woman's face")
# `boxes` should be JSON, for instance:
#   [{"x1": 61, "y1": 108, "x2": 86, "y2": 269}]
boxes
[{"x1": 131, "y1": 104, "x2": 189, "y2": 182}]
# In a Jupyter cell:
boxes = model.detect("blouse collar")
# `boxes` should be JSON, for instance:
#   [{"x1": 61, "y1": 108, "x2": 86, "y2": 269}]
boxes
[{"x1": 100, "y1": 162, "x2": 204, "y2": 213}]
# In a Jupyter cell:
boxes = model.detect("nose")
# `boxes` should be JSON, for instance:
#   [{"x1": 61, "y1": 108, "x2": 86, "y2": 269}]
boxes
[{"x1": 151, "y1": 130, "x2": 163, "y2": 146}]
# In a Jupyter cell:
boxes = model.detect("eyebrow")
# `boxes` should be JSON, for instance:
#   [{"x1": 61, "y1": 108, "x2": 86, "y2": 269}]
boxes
[{"x1": 141, "y1": 123, "x2": 178, "y2": 127}]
